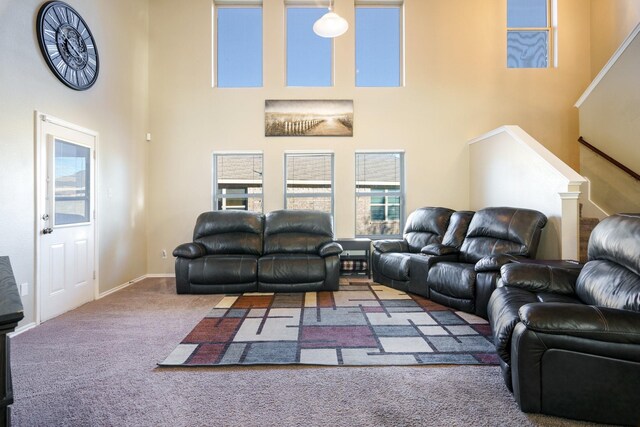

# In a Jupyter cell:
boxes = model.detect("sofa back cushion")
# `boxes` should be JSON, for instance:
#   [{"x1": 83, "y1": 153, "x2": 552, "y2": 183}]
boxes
[
  {"x1": 193, "y1": 211, "x2": 264, "y2": 256},
  {"x1": 576, "y1": 213, "x2": 640, "y2": 311},
  {"x1": 459, "y1": 207, "x2": 547, "y2": 263},
  {"x1": 442, "y1": 211, "x2": 475, "y2": 248},
  {"x1": 403, "y1": 207, "x2": 454, "y2": 253},
  {"x1": 263, "y1": 210, "x2": 333, "y2": 255}
]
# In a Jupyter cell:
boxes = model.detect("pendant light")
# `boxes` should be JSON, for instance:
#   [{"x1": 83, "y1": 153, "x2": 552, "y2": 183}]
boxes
[{"x1": 313, "y1": 0, "x2": 349, "y2": 38}]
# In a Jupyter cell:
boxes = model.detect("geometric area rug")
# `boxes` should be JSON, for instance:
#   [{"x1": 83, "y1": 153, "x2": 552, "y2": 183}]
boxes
[{"x1": 159, "y1": 280, "x2": 499, "y2": 367}]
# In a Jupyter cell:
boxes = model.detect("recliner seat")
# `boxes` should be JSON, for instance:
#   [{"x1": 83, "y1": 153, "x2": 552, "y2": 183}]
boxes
[{"x1": 488, "y1": 213, "x2": 640, "y2": 425}]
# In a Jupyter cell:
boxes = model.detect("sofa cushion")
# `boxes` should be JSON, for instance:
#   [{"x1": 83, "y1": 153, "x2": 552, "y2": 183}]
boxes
[
  {"x1": 459, "y1": 207, "x2": 547, "y2": 263},
  {"x1": 427, "y1": 262, "x2": 476, "y2": 299},
  {"x1": 376, "y1": 252, "x2": 411, "y2": 281},
  {"x1": 577, "y1": 213, "x2": 640, "y2": 311},
  {"x1": 193, "y1": 211, "x2": 263, "y2": 256},
  {"x1": 403, "y1": 207, "x2": 454, "y2": 252},
  {"x1": 258, "y1": 254, "x2": 326, "y2": 283},
  {"x1": 263, "y1": 210, "x2": 333, "y2": 255},
  {"x1": 189, "y1": 255, "x2": 258, "y2": 285}
]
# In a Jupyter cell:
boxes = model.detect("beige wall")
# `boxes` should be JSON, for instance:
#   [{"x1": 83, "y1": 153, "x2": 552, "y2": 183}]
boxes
[
  {"x1": 0, "y1": 0, "x2": 149, "y2": 327},
  {"x1": 146, "y1": 0, "x2": 591, "y2": 273},
  {"x1": 590, "y1": 0, "x2": 640, "y2": 78}
]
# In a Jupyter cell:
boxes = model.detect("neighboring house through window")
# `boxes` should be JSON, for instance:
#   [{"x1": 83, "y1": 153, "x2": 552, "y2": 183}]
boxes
[
  {"x1": 212, "y1": 153, "x2": 263, "y2": 211},
  {"x1": 355, "y1": 151, "x2": 404, "y2": 237},
  {"x1": 284, "y1": 152, "x2": 334, "y2": 216}
]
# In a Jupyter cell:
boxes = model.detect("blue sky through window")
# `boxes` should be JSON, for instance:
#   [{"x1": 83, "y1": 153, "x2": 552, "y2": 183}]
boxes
[
  {"x1": 356, "y1": 7, "x2": 401, "y2": 87},
  {"x1": 287, "y1": 8, "x2": 332, "y2": 87},
  {"x1": 217, "y1": 8, "x2": 262, "y2": 87}
]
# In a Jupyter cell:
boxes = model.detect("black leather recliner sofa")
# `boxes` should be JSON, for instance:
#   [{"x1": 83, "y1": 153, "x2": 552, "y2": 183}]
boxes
[
  {"x1": 488, "y1": 213, "x2": 640, "y2": 425},
  {"x1": 426, "y1": 207, "x2": 547, "y2": 319},
  {"x1": 371, "y1": 206, "x2": 547, "y2": 319},
  {"x1": 173, "y1": 209, "x2": 342, "y2": 294}
]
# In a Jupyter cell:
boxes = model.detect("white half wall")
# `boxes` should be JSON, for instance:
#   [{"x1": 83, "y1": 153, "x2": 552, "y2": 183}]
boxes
[{"x1": 469, "y1": 126, "x2": 587, "y2": 260}]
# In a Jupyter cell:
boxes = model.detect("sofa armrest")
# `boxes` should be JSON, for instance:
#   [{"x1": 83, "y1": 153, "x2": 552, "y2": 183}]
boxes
[
  {"x1": 500, "y1": 263, "x2": 579, "y2": 295},
  {"x1": 372, "y1": 239, "x2": 407, "y2": 253},
  {"x1": 421, "y1": 243, "x2": 458, "y2": 256},
  {"x1": 173, "y1": 242, "x2": 206, "y2": 259},
  {"x1": 475, "y1": 254, "x2": 520, "y2": 272},
  {"x1": 319, "y1": 241, "x2": 343, "y2": 257},
  {"x1": 519, "y1": 303, "x2": 640, "y2": 345}
]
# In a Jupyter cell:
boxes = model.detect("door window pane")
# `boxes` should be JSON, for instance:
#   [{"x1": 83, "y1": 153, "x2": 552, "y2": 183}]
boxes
[
  {"x1": 217, "y1": 7, "x2": 263, "y2": 87},
  {"x1": 356, "y1": 6, "x2": 401, "y2": 87},
  {"x1": 54, "y1": 139, "x2": 90, "y2": 226},
  {"x1": 287, "y1": 8, "x2": 332, "y2": 87}
]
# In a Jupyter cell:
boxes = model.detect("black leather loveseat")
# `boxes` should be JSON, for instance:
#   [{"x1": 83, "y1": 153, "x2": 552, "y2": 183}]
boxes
[
  {"x1": 488, "y1": 213, "x2": 640, "y2": 425},
  {"x1": 173, "y1": 209, "x2": 342, "y2": 294},
  {"x1": 372, "y1": 206, "x2": 547, "y2": 319}
]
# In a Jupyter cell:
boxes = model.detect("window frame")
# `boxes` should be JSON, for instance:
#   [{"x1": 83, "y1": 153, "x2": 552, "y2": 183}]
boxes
[
  {"x1": 212, "y1": 151, "x2": 264, "y2": 212},
  {"x1": 355, "y1": 1, "x2": 405, "y2": 87},
  {"x1": 212, "y1": 2, "x2": 264, "y2": 88},
  {"x1": 285, "y1": 3, "x2": 334, "y2": 87},
  {"x1": 506, "y1": 0, "x2": 555, "y2": 69},
  {"x1": 284, "y1": 151, "x2": 335, "y2": 218},
  {"x1": 354, "y1": 150, "x2": 405, "y2": 239}
]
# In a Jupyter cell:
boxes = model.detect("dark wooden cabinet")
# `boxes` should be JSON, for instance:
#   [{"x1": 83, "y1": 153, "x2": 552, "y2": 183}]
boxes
[{"x1": 0, "y1": 257, "x2": 25, "y2": 427}]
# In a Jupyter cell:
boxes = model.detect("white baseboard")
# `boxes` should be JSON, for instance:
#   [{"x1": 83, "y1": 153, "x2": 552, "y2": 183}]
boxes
[
  {"x1": 9, "y1": 322, "x2": 37, "y2": 338},
  {"x1": 97, "y1": 274, "x2": 175, "y2": 299}
]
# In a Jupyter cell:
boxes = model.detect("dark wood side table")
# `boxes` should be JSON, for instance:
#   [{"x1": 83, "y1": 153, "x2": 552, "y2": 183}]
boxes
[
  {"x1": 336, "y1": 238, "x2": 371, "y2": 278},
  {"x1": 0, "y1": 257, "x2": 25, "y2": 427}
]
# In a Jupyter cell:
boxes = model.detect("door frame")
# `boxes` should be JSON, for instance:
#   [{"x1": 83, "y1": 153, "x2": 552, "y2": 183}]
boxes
[{"x1": 34, "y1": 111, "x2": 99, "y2": 325}]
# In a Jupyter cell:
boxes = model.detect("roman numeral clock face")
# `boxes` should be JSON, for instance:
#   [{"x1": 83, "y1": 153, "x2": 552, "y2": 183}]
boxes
[{"x1": 36, "y1": 1, "x2": 99, "y2": 90}]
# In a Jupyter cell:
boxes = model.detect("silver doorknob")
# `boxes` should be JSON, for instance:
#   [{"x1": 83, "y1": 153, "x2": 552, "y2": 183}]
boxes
[
  {"x1": 42, "y1": 214, "x2": 49, "y2": 221},
  {"x1": 42, "y1": 228, "x2": 53, "y2": 234}
]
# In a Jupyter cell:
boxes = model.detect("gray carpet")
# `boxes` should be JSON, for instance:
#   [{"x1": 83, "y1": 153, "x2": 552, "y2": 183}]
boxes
[{"x1": 11, "y1": 278, "x2": 604, "y2": 427}]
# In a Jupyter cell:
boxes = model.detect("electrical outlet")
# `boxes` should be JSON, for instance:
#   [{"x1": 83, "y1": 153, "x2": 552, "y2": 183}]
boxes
[
  {"x1": 19, "y1": 282, "x2": 28, "y2": 296},
  {"x1": 161, "y1": 249, "x2": 167, "y2": 259}
]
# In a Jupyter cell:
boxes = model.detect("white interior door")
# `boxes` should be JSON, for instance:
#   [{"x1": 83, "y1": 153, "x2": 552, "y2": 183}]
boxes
[{"x1": 38, "y1": 116, "x2": 96, "y2": 322}]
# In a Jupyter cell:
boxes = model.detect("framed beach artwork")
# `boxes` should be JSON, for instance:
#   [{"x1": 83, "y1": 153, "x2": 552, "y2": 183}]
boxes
[{"x1": 265, "y1": 100, "x2": 353, "y2": 137}]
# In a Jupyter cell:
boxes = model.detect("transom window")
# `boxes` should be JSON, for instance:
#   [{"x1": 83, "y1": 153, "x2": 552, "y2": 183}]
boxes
[
  {"x1": 214, "y1": 4, "x2": 263, "y2": 87},
  {"x1": 355, "y1": 152, "x2": 404, "y2": 237},
  {"x1": 355, "y1": 3, "x2": 403, "y2": 87},
  {"x1": 287, "y1": 6, "x2": 332, "y2": 87},
  {"x1": 212, "y1": 153, "x2": 263, "y2": 211},
  {"x1": 507, "y1": 0, "x2": 553, "y2": 68},
  {"x1": 284, "y1": 153, "x2": 334, "y2": 216}
]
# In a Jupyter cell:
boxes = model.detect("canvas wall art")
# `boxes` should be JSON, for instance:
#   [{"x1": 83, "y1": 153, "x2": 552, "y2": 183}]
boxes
[{"x1": 265, "y1": 100, "x2": 353, "y2": 137}]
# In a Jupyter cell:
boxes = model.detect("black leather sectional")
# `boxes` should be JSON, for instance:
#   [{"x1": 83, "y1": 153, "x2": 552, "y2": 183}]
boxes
[
  {"x1": 173, "y1": 209, "x2": 342, "y2": 293},
  {"x1": 488, "y1": 213, "x2": 640, "y2": 425},
  {"x1": 372, "y1": 206, "x2": 547, "y2": 319}
]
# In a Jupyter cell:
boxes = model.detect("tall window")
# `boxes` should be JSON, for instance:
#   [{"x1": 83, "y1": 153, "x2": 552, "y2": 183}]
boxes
[
  {"x1": 507, "y1": 0, "x2": 552, "y2": 68},
  {"x1": 213, "y1": 153, "x2": 263, "y2": 211},
  {"x1": 355, "y1": 4, "x2": 402, "y2": 87},
  {"x1": 285, "y1": 153, "x2": 334, "y2": 215},
  {"x1": 287, "y1": 7, "x2": 332, "y2": 87},
  {"x1": 215, "y1": 5, "x2": 263, "y2": 87},
  {"x1": 355, "y1": 152, "x2": 404, "y2": 237}
]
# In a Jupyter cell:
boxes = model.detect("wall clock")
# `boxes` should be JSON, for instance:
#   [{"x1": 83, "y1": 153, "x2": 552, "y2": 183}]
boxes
[{"x1": 36, "y1": 1, "x2": 99, "y2": 90}]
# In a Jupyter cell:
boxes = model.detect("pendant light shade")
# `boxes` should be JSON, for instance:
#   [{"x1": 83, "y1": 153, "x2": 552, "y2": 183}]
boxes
[{"x1": 313, "y1": 2, "x2": 348, "y2": 38}]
